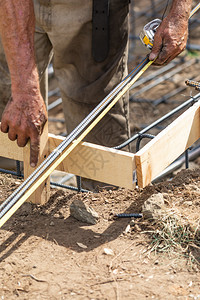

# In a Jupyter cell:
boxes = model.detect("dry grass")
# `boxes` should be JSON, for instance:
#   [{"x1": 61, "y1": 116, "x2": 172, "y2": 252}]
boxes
[{"x1": 143, "y1": 207, "x2": 200, "y2": 265}]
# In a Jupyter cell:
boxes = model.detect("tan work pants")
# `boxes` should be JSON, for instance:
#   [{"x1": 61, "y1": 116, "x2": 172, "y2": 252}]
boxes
[
  {"x1": 0, "y1": 1, "x2": 131, "y2": 188},
  {"x1": 0, "y1": 0, "x2": 130, "y2": 147}
]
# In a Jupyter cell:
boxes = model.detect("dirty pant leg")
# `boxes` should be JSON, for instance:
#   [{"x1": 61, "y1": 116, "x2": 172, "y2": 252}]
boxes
[
  {"x1": 47, "y1": 0, "x2": 131, "y2": 148},
  {"x1": 60, "y1": 80, "x2": 130, "y2": 149},
  {"x1": 38, "y1": 0, "x2": 131, "y2": 190}
]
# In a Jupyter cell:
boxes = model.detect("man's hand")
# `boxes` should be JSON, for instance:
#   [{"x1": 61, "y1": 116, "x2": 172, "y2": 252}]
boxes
[
  {"x1": 149, "y1": 0, "x2": 192, "y2": 65},
  {"x1": 149, "y1": 15, "x2": 188, "y2": 65},
  {"x1": 1, "y1": 93, "x2": 47, "y2": 167},
  {"x1": 0, "y1": 0, "x2": 47, "y2": 167}
]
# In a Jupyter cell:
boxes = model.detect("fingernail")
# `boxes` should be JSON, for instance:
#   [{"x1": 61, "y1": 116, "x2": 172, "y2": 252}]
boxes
[
  {"x1": 31, "y1": 162, "x2": 36, "y2": 168},
  {"x1": 149, "y1": 53, "x2": 157, "y2": 60}
]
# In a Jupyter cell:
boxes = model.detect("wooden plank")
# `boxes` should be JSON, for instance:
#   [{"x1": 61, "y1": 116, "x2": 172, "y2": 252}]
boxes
[
  {"x1": 0, "y1": 128, "x2": 136, "y2": 189},
  {"x1": 49, "y1": 134, "x2": 136, "y2": 189},
  {"x1": 135, "y1": 101, "x2": 200, "y2": 188},
  {"x1": 0, "y1": 131, "x2": 23, "y2": 161},
  {"x1": 23, "y1": 123, "x2": 50, "y2": 204}
]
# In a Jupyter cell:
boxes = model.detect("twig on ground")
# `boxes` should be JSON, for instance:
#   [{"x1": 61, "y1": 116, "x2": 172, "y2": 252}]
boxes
[{"x1": 22, "y1": 274, "x2": 47, "y2": 283}]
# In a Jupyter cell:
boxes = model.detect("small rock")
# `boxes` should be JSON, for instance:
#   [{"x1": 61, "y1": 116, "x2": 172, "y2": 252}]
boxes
[
  {"x1": 70, "y1": 199, "x2": 99, "y2": 225},
  {"x1": 124, "y1": 224, "x2": 131, "y2": 234},
  {"x1": 188, "y1": 281, "x2": 193, "y2": 287},
  {"x1": 142, "y1": 193, "x2": 165, "y2": 220},
  {"x1": 49, "y1": 221, "x2": 55, "y2": 226},
  {"x1": 184, "y1": 201, "x2": 193, "y2": 206},
  {"x1": 134, "y1": 224, "x2": 142, "y2": 232},
  {"x1": 103, "y1": 248, "x2": 114, "y2": 256},
  {"x1": 3, "y1": 263, "x2": 12, "y2": 274},
  {"x1": 94, "y1": 235, "x2": 101, "y2": 238},
  {"x1": 77, "y1": 242, "x2": 88, "y2": 249},
  {"x1": 15, "y1": 181, "x2": 21, "y2": 185}
]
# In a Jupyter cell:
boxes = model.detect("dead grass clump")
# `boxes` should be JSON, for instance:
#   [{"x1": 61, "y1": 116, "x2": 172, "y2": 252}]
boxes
[{"x1": 146, "y1": 208, "x2": 200, "y2": 265}]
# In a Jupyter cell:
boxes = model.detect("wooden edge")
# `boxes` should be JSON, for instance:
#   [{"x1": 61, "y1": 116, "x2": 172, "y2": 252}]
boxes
[
  {"x1": 0, "y1": 131, "x2": 23, "y2": 161},
  {"x1": 0, "y1": 129, "x2": 136, "y2": 189},
  {"x1": 23, "y1": 123, "x2": 50, "y2": 204},
  {"x1": 135, "y1": 101, "x2": 200, "y2": 188},
  {"x1": 49, "y1": 134, "x2": 136, "y2": 189}
]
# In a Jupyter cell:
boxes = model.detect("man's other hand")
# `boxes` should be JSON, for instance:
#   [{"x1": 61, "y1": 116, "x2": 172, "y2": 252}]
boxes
[{"x1": 1, "y1": 93, "x2": 47, "y2": 168}]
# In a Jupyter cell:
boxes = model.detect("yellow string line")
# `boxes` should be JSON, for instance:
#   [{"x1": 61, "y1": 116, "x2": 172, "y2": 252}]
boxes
[{"x1": 190, "y1": 3, "x2": 200, "y2": 17}]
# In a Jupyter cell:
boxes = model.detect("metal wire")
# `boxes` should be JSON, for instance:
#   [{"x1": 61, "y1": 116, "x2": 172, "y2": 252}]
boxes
[
  {"x1": 185, "y1": 149, "x2": 189, "y2": 169},
  {"x1": 115, "y1": 213, "x2": 143, "y2": 218},
  {"x1": 136, "y1": 133, "x2": 155, "y2": 152},
  {"x1": 0, "y1": 169, "x2": 20, "y2": 176},
  {"x1": 50, "y1": 181, "x2": 88, "y2": 193},
  {"x1": 76, "y1": 176, "x2": 82, "y2": 193}
]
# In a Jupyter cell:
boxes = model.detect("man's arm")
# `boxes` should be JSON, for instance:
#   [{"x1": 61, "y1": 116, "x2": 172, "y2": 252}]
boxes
[
  {"x1": 0, "y1": 0, "x2": 47, "y2": 167},
  {"x1": 149, "y1": 0, "x2": 192, "y2": 64}
]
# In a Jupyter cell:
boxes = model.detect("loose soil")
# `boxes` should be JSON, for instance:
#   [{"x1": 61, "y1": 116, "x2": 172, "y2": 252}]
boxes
[
  {"x1": 0, "y1": 169, "x2": 200, "y2": 300},
  {"x1": 1, "y1": 1, "x2": 200, "y2": 299}
]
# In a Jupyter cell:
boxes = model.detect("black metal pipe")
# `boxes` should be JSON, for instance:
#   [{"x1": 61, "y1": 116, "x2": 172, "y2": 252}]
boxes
[
  {"x1": 50, "y1": 181, "x2": 88, "y2": 193},
  {"x1": 130, "y1": 59, "x2": 196, "y2": 100},
  {"x1": 115, "y1": 92, "x2": 200, "y2": 149},
  {"x1": 136, "y1": 134, "x2": 155, "y2": 152},
  {"x1": 76, "y1": 176, "x2": 82, "y2": 193},
  {"x1": 185, "y1": 149, "x2": 189, "y2": 169},
  {"x1": 115, "y1": 213, "x2": 143, "y2": 218}
]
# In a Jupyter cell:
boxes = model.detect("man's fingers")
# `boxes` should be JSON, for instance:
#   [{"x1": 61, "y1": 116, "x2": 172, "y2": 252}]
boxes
[
  {"x1": 153, "y1": 45, "x2": 171, "y2": 65},
  {"x1": 149, "y1": 33, "x2": 162, "y2": 61},
  {"x1": 7, "y1": 127, "x2": 18, "y2": 141},
  {"x1": 1, "y1": 120, "x2": 9, "y2": 133},
  {"x1": 30, "y1": 136, "x2": 40, "y2": 168},
  {"x1": 17, "y1": 133, "x2": 29, "y2": 147},
  {"x1": 161, "y1": 51, "x2": 180, "y2": 65}
]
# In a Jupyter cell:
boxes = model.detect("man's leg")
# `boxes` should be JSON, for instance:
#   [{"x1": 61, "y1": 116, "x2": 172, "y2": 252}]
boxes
[
  {"x1": 48, "y1": 0, "x2": 130, "y2": 145},
  {"x1": 47, "y1": 0, "x2": 130, "y2": 189}
]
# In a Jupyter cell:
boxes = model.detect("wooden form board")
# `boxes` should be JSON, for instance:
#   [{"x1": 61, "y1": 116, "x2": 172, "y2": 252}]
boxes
[
  {"x1": 49, "y1": 134, "x2": 136, "y2": 189},
  {"x1": 0, "y1": 129, "x2": 136, "y2": 193},
  {"x1": 135, "y1": 101, "x2": 200, "y2": 188}
]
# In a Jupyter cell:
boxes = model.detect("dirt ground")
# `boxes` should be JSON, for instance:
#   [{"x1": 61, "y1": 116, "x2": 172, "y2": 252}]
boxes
[
  {"x1": 1, "y1": 1, "x2": 200, "y2": 299},
  {"x1": 0, "y1": 169, "x2": 200, "y2": 300}
]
